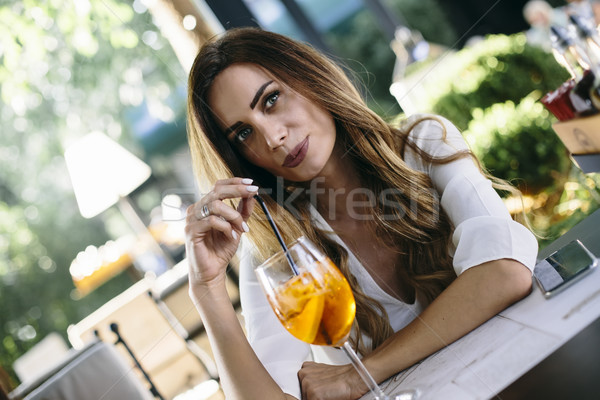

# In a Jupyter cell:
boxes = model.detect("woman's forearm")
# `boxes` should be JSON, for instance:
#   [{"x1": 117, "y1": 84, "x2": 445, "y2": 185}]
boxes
[
  {"x1": 363, "y1": 259, "x2": 533, "y2": 384},
  {"x1": 191, "y1": 280, "x2": 297, "y2": 400}
]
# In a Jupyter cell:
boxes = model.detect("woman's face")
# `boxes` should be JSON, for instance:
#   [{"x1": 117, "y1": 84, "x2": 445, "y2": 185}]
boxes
[{"x1": 207, "y1": 63, "x2": 337, "y2": 182}]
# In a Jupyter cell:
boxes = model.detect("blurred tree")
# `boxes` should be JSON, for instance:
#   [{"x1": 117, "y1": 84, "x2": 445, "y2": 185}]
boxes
[
  {"x1": 325, "y1": 0, "x2": 458, "y2": 117},
  {"x1": 0, "y1": 0, "x2": 188, "y2": 385}
]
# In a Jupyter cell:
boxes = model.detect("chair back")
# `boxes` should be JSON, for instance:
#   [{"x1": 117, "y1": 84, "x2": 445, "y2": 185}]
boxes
[{"x1": 13, "y1": 341, "x2": 153, "y2": 400}]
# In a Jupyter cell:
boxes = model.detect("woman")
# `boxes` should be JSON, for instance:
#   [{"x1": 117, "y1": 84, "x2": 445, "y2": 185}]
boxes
[{"x1": 185, "y1": 27, "x2": 537, "y2": 400}]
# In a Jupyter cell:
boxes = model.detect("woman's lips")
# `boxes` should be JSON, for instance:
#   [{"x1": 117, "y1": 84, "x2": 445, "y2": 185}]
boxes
[{"x1": 282, "y1": 137, "x2": 309, "y2": 168}]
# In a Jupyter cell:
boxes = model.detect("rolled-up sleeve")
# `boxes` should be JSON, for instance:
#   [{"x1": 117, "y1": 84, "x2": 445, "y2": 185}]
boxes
[
  {"x1": 405, "y1": 115, "x2": 538, "y2": 275},
  {"x1": 238, "y1": 239, "x2": 310, "y2": 398},
  {"x1": 450, "y1": 214, "x2": 538, "y2": 275}
]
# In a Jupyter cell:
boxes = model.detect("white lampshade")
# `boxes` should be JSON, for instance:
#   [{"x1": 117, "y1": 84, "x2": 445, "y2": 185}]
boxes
[{"x1": 65, "y1": 132, "x2": 152, "y2": 218}]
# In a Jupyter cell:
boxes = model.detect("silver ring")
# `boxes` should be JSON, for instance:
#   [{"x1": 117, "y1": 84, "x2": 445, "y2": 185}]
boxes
[{"x1": 199, "y1": 204, "x2": 210, "y2": 219}]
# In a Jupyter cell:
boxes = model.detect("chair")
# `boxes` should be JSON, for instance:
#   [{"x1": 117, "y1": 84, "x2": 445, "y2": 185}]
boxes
[
  {"x1": 67, "y1": 277, "x2": 220, "y2": 400},
  {"x1": 9, "y1": 340, "x2": 154, "y2": 400},
  {"x1": 148, "y1": 259, "x2": 242, "y2": 382},
  {"x1": 12, "y1": 333, "x2": 70, "y2": 385},
  {"x1": 108, "y1": 322, "x2": 164, "y2": 399}
]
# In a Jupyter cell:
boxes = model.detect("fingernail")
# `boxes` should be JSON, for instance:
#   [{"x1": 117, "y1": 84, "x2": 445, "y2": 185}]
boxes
[
  {"x1": 246, "y1": 185, "x2": 259, "y2": 192},
  {"x1": 242, "y1": 222, "x2": 250, "y2": 232},
  {"x1": 242, "y1": 178, "x2": 253, "y2": 184},
  {"x1": 232, "y1": 230, "x2": 238, "y2": 240}
]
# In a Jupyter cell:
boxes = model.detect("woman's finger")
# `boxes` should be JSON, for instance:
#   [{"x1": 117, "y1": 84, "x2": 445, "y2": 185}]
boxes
[
  {"x1": 206, "y1": 179, "x2": 259, "y2": 203},
  {"x1": 187, "y1": 198, "x2": 249, "y2": 234},
  {"x1": 186, "y1": 214, "x2": 238, "y2": 241},
  {"x1": 206, "y1": 199, "x2": 249, "y2": 233},
  {"x1": 237, "y1": 195, "x2": 256, "y2": 222},
  {"x1": 214, "y1": 177, "x2": 255, "y2": 187}
]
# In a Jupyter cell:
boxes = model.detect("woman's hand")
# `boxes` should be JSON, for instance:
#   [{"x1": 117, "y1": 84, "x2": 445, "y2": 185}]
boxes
[
  {"x1": 298, "y1": 361, "x2": 366, "y2": 400},
  {"x1": 185, "y1": 177, "x2": 257, "y2": 295}
]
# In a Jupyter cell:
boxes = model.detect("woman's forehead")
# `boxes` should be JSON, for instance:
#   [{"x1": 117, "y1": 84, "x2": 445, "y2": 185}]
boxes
[
  {"x1": 218, "y1": 63, "x2": 275, "y2": 85},
  {"x1": 209, "y1": 64, "x2": 269, "y2": 103}
]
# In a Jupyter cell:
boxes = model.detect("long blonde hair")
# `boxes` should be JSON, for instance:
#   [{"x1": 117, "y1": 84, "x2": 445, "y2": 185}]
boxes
[{"x1": 188, "y1": 28, "x2": 473, "y2": 354}]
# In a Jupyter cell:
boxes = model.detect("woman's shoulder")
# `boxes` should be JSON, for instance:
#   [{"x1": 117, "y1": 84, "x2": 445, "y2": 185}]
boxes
[
  {"x1": 398, "y1": 113, "x2": 467, "y2": 158},
  {"x1": 399, "y1": 113, "x2": 458, "y2": 138}
]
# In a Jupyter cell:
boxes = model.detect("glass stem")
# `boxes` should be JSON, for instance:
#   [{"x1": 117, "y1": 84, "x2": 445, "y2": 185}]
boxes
[{"x1": 342, "y1": 341, "x2": 388, "y2": 400}]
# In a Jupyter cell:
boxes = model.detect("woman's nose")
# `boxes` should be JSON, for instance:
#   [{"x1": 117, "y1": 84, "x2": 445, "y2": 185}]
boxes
[{"x1": 262, "y1": 125, "x2": 287, "y2": 150}]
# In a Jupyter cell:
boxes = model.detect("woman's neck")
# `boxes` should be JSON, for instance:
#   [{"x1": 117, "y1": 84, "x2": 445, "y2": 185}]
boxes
[{"x1": 310, "y1": 145, "x2": 365, "y2": 223}]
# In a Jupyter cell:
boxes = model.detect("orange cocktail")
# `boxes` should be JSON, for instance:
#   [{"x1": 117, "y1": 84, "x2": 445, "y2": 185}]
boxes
[{"x1": 267, "y1": 259, "x2": 355, "y2": 346}]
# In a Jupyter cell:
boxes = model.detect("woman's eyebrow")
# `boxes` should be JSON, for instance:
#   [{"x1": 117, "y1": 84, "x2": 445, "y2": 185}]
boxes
[
  {"x1": 250, "y1": 80, "x2": 273, "y2": 109},
  {"x1": 223, "y1": 80, "x2": 274, "y2": 136},
  {"x1": 224, "y1": 121, "x2": 242, "y2": 136}
]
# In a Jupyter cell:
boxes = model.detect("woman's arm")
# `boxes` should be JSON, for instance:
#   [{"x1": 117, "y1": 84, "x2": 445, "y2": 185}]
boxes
[
  {"x1": 363, "y1": 257, "x2": 532, "y2": 385},
  {"x1": 191, "y1": 278, "x2": 297, "y2": 400},
  {"x1": 298, "y1": 259, "x2": 532, "y2": 399},
  {"x1": 185, "y1": 177, "x2": 297, "y2": 400},
  {"x1": 364, "y1": 116, "x2": 536, "y2": 386},
  {"x1": 299, "y1": 116, "x2": 537, "y2": 399}
]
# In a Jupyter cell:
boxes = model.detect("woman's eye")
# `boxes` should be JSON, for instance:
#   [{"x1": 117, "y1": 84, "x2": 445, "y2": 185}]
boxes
[
  {"x1": 265, "y1": 91, "x2": 279, "y2": 108},
  {"x1": 236, "y1": 128, "x2": 252, "y2": 142}
]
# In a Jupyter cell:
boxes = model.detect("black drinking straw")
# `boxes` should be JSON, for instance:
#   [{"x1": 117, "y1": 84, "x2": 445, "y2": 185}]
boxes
[{"x1": 253, "y1": 194, "x2": 299, "y2": 275}]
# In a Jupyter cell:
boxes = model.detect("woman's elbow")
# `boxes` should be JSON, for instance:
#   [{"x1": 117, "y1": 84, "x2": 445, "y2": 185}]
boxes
[{"x1": 499, "y1": 259, "x2": 533, "y2": 302}]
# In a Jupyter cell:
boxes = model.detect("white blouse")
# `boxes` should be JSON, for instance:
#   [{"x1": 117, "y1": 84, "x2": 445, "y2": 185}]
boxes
[{"x1": 238, "y1": 114, "x2": 538, "y2": 398}]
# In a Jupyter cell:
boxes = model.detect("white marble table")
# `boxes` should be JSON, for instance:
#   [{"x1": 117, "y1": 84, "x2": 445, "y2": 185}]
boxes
[{"x1": 362, "y1": 209, "x2": 600, "y2": 400}]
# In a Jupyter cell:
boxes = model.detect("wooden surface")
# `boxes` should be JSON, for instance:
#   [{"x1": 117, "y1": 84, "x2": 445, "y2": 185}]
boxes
[
  {"x1": 496, "y1": 315, "x2": 600, "y2": 400},
  {"x1": 361, "y1": 209, "x2": 600, "y2": 400}
]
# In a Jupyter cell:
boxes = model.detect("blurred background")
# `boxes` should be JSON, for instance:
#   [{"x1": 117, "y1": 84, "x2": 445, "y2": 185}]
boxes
[{"x1": 1, "y1": 0, "x2": 599, "y2": 398}]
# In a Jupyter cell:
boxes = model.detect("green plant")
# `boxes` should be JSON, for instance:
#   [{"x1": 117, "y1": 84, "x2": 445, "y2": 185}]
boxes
[
  {"x1": 409, "y1": 34, "x2": 570, "y2": 130},
  {"x1": 398, "y1": 33, "x2": 574, "y2": 193},
  {"x1": 463, "y1": 94, "x2": 571, "y2": 193},
  {"x1": 398, "y1": 30, "x2": 598, "y2": 265},
  {"x1": 0, "y1": 0, "x2": 181, "y2": 385}
]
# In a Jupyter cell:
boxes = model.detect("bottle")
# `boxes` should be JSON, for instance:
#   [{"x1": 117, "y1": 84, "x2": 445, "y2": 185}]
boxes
[
  {"x1": 569, "y1": 15, "x2": 600, "y2": 109},
  {"x1": 550, "y1": 25, "x2": 596, "y2": 115},
  {"x1": 569, "y1": 15, "x2": 600, "y2": 59},
  {"x1": 550, "y1": 25, "x2": 588, "y2": 80}
]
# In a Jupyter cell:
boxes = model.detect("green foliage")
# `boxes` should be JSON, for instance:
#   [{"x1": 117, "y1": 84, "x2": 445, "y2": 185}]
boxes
[
  {"x1": 0, "y1": 0, "x2": 184, "y2": 385},
  {"x1": 429, "y1": 34, "x2": 570, "y2": 131},
  {"x1": 401, "y1": 33, "x2": 573, "y2": 193},
  {"x1": 402, "y1": 31, "x2": 598, "y2": 245},
  {"x1": 463, "y1": 94, "x2": 571, "y2": 192}
]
